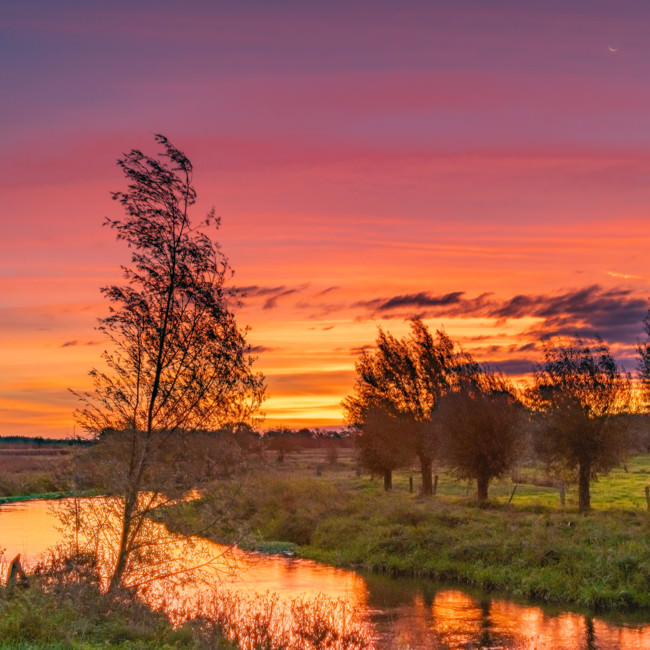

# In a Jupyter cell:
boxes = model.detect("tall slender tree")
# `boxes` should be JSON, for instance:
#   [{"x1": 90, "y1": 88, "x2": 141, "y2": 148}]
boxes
[
  {"x1": 638, "y1": 310, "x2": 650, "y2": 409},
  {"x1": 73, "y1": 135, "x2": 265, "y2": 591}
]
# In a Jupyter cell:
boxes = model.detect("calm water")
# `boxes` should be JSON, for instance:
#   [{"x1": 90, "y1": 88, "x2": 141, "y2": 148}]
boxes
[{"x1": 1, "y1": 498, "x2": 649, "y2": 649}]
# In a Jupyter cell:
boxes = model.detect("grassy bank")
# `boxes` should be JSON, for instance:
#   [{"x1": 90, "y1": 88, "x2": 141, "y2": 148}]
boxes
[
  {"x1": 0, "y1": 491, "x2": 99, "y2": 506},
  {"x1": 0, "y1": 554, "x2": 372, "y2": 650},
  {"x1": 160, "y1": 453, "x2": 650, "y2": 613},
  {"x1": 0, "y1": 557, "x2": 226, "y2": 649}
]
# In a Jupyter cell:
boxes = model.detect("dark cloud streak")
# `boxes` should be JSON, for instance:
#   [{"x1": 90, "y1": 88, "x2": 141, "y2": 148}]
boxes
[
  {"x1": 234, "y1": 284, "x2": 310, "y2": 310},
  {"x1": 360, "y1": 284, "x2": 648, "y2": 345}
]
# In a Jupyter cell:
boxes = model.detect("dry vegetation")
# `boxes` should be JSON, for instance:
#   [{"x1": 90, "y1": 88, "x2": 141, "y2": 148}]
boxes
[{"x1": 0, "y1": 439, "x2": 80, "y2": 501}]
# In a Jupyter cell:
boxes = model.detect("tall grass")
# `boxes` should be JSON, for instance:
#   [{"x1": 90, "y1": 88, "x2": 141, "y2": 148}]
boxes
[
  {"x1": 0, "y1": 551, "x2": 374, "y2": 649},
  {"x1": 192, "y1": 591, "x2": 373, "y2": 650},
  {"x1": 0, "y1": 552, "x2": 206, "y2": 648}
]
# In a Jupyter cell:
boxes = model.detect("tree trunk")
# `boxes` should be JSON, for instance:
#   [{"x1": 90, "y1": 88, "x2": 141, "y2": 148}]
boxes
[
  {"x1": 109, "y1": 491, "x2": 136, "y2": 592},
  {"x1": 419, "y1": 455, "x2": 433, "y2": 496},
  {"x1": 383, "y1": 469, "x2": 392, "y2": 491},
  {"x1": 578, "y1": 459, "x2": 591, "y2": 513},
  {"x1": 477, "y1": 475, "x2": 489, "y2": 504}
]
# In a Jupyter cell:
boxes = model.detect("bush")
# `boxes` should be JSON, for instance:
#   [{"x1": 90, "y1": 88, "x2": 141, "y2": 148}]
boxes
[{"x1": 0, "y1": 552, "x2": 212, "y2": 648}]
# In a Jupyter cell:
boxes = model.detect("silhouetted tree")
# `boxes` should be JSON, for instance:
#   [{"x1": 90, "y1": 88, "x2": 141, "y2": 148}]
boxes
[
  {"x1": 73, "y1": 135, "x2": 265, "y2": 591},
  {"x1": 438, "y1": 369, "x2": 522, "y2": 503},
  {"x1": 354, "y1": 402, "x2": 415, "y2": 490},
  {"x1": 639, "y1": 310, "x2": 650, "y2": 409},
  {"x1": 531, "y1": 338, "x2": 631, "y2": 513},
  {"x1": 343, "y1": 320, "x2": 473, "y2": 495}
]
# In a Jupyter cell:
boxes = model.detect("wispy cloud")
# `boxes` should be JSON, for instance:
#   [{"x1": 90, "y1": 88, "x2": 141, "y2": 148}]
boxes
[
  {"x1": 358, "y1": 291, "x2": 465, "y2": 312},
  {"x1": 249, "y1": 344, "x2": 276, "y2": 354},
  {"x1": 607, "y1": 271, "x2": 643, "y2": 280},
  {"x1": 235, "y1": 284, "x2": 310, "y2": 310}
]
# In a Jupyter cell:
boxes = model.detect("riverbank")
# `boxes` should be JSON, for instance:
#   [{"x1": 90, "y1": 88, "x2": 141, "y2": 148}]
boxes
[
  {"x1": 4, "y1": 445, "x2": 650, "y2": 621},
  {"x1": 0, "y1": 554, "x2": 223, "y2": 649},
  {"x1": 0, "y1": 490, "x2": 99, "y2": 506},
  {"x1": 159, "y1": 461, "x2": 650, "y2": 614},
  {"x1": 0, "y1": 550, "x2": 373, "y2": 650}
]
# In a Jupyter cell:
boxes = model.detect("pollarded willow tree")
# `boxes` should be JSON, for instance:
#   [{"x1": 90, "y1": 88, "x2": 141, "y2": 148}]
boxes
[
  {"x1": 531, "y1": 338, "x2": 631, "y2": 513},
  {"x1": 437, "y1": 369, "x2": 522, "y2": 503},
  {"x1": 73, "y1": 135, "x2": 265, "y2": 591},
  {"x1": 343, "y1": 320, "x2": 474, "y2": 495},
  {"x1": 353, "y1": 401, "x2": 416, "y2": 491}
]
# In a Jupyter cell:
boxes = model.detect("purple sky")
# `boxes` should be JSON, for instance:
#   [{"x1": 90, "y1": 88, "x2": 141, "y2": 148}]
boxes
[{"x1": 1, "y1": 1, "x2": 649, "y2": 436}]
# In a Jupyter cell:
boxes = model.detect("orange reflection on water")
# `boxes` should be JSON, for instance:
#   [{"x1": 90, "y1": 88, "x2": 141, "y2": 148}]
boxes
[
  {"x1": 0, "y1": 500, "x2": 63, "y2": 565},
  {"x1": 141, "y1": 535, "x2": 371, "y2": 635},
  {"x1": 431, "y1": 590, "x2": 485, "y2": 647},
  {"x1": 222, "y1": 546, "x2": 368, "y2": 603},
  {"x1": 490, "y1": 601, "x2": 587, "y2": 649},
  {"x1": 386, "y1": 593, "x2": 436, "y2": 649},
  {"x1": 593, "y1": 618, "x2": 650, "y2": 649}
]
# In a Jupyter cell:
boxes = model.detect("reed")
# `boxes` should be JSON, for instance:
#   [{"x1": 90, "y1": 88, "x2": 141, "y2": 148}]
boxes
[{"x1": 0, "y1": 551, "x2": 374, "y2": 649}]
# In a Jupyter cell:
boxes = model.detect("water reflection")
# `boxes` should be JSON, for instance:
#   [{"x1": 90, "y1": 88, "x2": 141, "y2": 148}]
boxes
[
  {"x1": 1, "y1": 498, "x2": 649, "y2": 649},
  {"x1": 364, "y1": 574, "x2": 650, "y2": 649},
  {"x1": 0, "y1": 499, "x2": 63, "y2": 562}
]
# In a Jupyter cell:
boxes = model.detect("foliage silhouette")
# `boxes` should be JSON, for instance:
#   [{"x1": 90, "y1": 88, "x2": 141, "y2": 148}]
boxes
[
  {"x1": 72, "y1": 135, "x2": 264, "y2": 591},
  {"x1": 344, "y1": 320, "x2": 476, "y2": 495},
  {"x1": 353, "y1": 402, "x2": 415, "y2": 490},
  {"x1": 638, "y1": 310, "x2": 650, "y2": 409},
  {"x1": 438, "y1": 369, "x2": 522, "y2": 503}
]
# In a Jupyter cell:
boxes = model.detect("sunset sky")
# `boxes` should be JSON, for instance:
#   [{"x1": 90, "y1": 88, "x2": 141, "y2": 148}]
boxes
[{"x1": 2, "y1": 1, "x2": 649, "y2": 437}]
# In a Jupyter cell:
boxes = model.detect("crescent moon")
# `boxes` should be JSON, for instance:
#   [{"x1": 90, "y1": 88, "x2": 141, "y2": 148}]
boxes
[{"x1": 608, "y1": 46, "x2": 618, "y2": 53}]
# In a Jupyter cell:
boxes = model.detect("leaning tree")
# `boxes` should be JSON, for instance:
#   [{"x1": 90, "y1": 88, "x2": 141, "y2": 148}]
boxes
[
  {"x1": 639, "y1": 310, "x2": 650, "y2": 409},
  {"x1": 531, "y1": 338, "x2": 631, "y2": 513},
  {"x1": 73, "y1": 135, "x2": 265, "y2": 591},
  {"x1": 343, "y1": 320, "x2": 471, "y2": 495}
]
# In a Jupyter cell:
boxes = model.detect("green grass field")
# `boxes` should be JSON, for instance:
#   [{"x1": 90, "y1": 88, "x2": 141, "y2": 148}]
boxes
[{"x1": 262, "y1": 447, "x2": 650, "y2": 512}]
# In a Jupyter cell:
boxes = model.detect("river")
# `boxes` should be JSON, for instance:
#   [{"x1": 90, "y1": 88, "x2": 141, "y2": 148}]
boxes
[{"x1": 1, "y1": 498, "x2": 649, "y2": 649}]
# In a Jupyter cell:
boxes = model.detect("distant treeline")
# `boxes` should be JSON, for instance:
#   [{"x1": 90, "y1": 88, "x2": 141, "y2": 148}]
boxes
[
  {"x1": 0, "y1": 429, "x2": 354, "y2": 451},
  {"x1": 0, "y1": 436, "x2": 94, "y2": 447}
]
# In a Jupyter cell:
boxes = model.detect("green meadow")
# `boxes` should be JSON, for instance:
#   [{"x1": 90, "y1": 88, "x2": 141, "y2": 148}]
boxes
[{"x1": 161, "y1": 450, "x2": 650, "y2": 613}]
